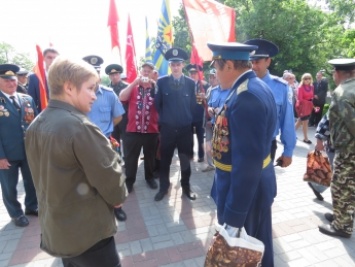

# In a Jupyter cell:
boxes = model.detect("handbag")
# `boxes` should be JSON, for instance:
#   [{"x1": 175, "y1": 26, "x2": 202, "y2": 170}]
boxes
[
  {"x1": 205, "y1": 224, "x2": 264, "y2": 267},
  {"x1": 303, "y1": 150, "x2": 332, "y2": 187}
]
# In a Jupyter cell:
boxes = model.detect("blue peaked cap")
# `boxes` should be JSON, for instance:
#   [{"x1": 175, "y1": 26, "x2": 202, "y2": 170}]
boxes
[{"x1": 207, "y1": 42, "x2": 258, "y2": 61}]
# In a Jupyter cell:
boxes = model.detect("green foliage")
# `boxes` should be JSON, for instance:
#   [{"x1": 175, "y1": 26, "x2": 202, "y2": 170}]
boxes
[
  {"x1": 0, "y1": 42, "x2": 34, "y2": 71},
  {"x1": 326, "y1": 0, "x2": 355, "y2": 25}
]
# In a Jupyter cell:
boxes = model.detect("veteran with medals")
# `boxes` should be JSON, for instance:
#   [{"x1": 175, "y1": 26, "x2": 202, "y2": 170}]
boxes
[
  {"x1": 0, "y1": 64, "x2": 38, "y2": 227},
  {"x1": 208, "y1": 43, "x2": 277, "y2": 267}
]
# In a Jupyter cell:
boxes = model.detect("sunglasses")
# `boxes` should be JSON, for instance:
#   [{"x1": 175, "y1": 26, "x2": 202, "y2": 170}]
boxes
[{"x1": 304, "y1": 77, "x2": 311, "y2": 80}]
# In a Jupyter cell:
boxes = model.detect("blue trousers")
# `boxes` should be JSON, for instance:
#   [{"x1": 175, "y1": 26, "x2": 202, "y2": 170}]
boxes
[{"x1": 0, "y1": 159, "x2": 37, "y2": 218}]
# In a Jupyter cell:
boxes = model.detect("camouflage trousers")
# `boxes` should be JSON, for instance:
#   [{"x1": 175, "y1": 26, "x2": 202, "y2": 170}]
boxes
[{"x1": 331, "y1": 152, "x2": 355, "y2": 234}]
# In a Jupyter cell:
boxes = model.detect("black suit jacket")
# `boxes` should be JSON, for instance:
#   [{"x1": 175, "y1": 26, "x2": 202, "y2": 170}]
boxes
[{"x1": 312, "y1": 79, "x2": 328, "y2": 106}]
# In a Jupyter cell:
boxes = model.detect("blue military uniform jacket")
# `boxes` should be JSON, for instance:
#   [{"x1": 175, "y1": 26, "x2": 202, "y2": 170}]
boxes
[
  {"x1": 262, "y1": 70, "x2": 296, "y2": 157},
  {"x1": 0, "y1": 91, "x2": 37, "y2": 161},
  {"x1": 211, "y1": 70, "x2": 277, "y2": 227},
  {"x1": 155, "y1": 75, "x2": 196, "y2": 128}
]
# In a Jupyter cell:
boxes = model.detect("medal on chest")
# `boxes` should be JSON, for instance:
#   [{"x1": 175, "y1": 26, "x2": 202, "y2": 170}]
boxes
[{"x1": 212, "y1": 105, "x2": 230, "y2": 160}]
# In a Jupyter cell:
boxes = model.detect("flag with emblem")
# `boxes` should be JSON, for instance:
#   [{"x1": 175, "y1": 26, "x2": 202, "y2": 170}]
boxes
[
  {"x1": 153, "y1": 0, "x2": 173, "y2": 76},
  {"x1": 145, "y1": 16, "x2": 153, "y2": 62},
  {"x1": 125, "y1": 14, "x2": 137, "y2": 83},
  {"x1": 34, "y1": 45, "x2": 48, "y2": 111},
  {"x1": 182, "y1": 0, "x2": 236, "y2": 61},
  {"x1": 107, "y1": 0, "x2": 120, "y2": 53}
]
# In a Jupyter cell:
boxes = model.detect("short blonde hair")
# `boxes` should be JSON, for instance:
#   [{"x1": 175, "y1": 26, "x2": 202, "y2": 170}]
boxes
[{"x1": 48, "y1": 57, "x2": 99, "y2": 97}]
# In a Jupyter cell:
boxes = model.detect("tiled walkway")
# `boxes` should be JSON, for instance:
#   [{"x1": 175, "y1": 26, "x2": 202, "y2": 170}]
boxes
[{"x1": 0, "y1": 127, "x2": 354, "y2": 267}]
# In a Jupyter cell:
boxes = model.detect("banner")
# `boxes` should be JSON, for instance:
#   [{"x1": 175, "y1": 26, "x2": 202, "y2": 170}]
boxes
[
  {"x1": 153, "y1": 0, "x2": 173, "y2": 76},
  {"x1": 107, "y1": 0, "x2": 120, "y2": 51},
  {"x1": 34, "y1": 45, "x2": 48, "y2": 111},
  {"x1": 182, "y1": 0, "x2": 236, "y2": 61},
  {"x1": 125, "y1": 14, "x2": 137, "y2": 83}
]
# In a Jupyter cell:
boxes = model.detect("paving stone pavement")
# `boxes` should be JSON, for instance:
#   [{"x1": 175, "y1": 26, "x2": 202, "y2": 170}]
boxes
[{"x1": 0, "y1": 127, "x2": 354, "y2": 267}]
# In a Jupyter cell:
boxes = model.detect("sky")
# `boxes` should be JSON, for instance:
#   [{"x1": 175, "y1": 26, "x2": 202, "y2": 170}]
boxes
[{"x1": 0, "y1": 0, "x2": 181, "y2": 71}]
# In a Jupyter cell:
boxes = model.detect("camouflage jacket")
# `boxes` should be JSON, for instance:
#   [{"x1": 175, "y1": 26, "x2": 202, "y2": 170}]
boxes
[{"x1": 329, "y1": 78, "x2": 355, "y2": 153}]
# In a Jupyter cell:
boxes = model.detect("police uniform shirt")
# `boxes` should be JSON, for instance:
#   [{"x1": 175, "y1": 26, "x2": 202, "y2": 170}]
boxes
[
  {"x1": 87, "y1": 86, "x2": 125, "y2": 137},
  {"x1": 155, "y1": 75, "x2": 196, "y2": 128},
  {"x1": 261, "y1": 70, "x2": 296, "y2": 157}
]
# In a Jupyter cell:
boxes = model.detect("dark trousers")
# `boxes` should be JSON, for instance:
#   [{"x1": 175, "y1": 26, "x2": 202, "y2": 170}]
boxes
[
  {"x1": 62, "y1": 237, "x2": 121, "y2": 267},
  {"x1": 124, "y1": 132, "x2": 159, "y2": 187},
  {"x1": 159, "y1": 125, "x2": 192, "y2": 192},
  {"x1": 112, "y1": 123, "x2": 127, "y2": 161},
  {"x1": 270, "y1": 139, "x2": 277, "y2": 161},
  {"x1": 309, "y1": 104, "x2": 324, "y2": 126},
  {"x1": 191, "y1": 120, "x2": 205, "y2": 160},
  {"x1": 0, "y1": 159, "x2": 37, "y2": 218}
]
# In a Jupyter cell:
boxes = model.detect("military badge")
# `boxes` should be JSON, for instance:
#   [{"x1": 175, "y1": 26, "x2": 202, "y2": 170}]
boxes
[
  {"x1": 0, "y1": 105, "x2": 4, "y2": 110},
  {"x1": 0, "y1": 97, "x2": 5, "y2": 104}
]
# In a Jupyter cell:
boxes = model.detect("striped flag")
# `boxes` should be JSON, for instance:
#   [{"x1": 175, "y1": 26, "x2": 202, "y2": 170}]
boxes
[
  {"x1": 145, "y1": 16, "x2": 153, "y2": 61},
  {"x1": 34, "y1": 45, "x2": 48, "y2": 111},
  {"x1": 153, "y1": 0, "x2": 173, "y2": 76}
]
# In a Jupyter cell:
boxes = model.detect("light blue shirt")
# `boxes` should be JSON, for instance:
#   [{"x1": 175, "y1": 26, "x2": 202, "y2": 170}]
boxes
[
  {"x1": 261, "y1": 70, "x2": 296, "y2": 157},
  {"x1": 208, "y1": 86, "x2": 231, "y2": 124},
  {"x1": 87, "y1": 86, "x2": 125, "y2": 137}
]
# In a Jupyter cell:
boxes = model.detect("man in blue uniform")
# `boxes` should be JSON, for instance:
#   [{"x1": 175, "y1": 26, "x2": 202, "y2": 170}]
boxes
[
  {"x1": 244, "y1": 39, "x2": 296, "y2": 167},
  {"x1": 207, "y1": 42, "x2": 277, "y2": 267},
  {"x1": 154, "y1": 48, "x2": 197, "y2": 201},
  {"x1": 0, "y1": 64, "x2": 38, "y2": 227},
  {"x1": 84, "y1": 55, "x2": 127, "y2": 222},
  {"x1": 186, "y1": 64, "x2": 209, "y2": 162}
]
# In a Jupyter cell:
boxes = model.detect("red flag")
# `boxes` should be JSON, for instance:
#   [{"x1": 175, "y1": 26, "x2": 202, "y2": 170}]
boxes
[
  {"x1": 190, "y1": 43, "x2": 204, "y2": 81},
  {"x1": 183, "y1": 0, "x2": 236, "y2": 61},
  {"x1": 34, "y1": 45, "x2": 48, "y2": 111},
  {"x1": 125, "y1": 14, "x2": 137, "y2": 83},
  {"x1": 107, "y1": 0, "x2": 120, "y2": 51}
]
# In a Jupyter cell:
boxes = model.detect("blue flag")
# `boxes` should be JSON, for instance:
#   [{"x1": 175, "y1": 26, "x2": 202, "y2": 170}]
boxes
[{"x1": 153, "y1": 0, "x2": 173, "y2": 76}]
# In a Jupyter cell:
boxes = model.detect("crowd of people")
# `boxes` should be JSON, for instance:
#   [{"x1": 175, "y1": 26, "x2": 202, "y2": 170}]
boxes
[{"x1": 0, "y1": 39, "x2": 354, "y2": 266}]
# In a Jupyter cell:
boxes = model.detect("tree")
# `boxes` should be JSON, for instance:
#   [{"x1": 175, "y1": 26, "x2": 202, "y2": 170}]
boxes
[
  {"x1": 326, "y1": 0, "x2": 355, "y2": 27},
  {"x1": 0, "y1": 42, "x2": 35, "y2": 71}
]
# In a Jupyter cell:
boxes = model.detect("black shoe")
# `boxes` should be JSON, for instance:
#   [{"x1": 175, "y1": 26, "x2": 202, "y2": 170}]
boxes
[
  {"x1": 146, "y1": 179, "x2": 158, "y2": 189},
  {"x1": 182, "y1": 187, "x2": 196, "y2": 200},
  {"x1": 114, "y1": 207, "x2": 127, "y2": 222},
  {"x1": 303, "y1": 139, "x2": 312, "y2": 144},
  {"x1": 25, "y1": 209, "x2": 38, "y2": 216},
  {"x1": 198, "y1": 158, "x2": 204, "y2": 163},
  {"x1": 307, "y1": 182, "x2": 324, "y2": 201},
  {"x1": 154, "y1": 191, "x2": 167, "y2": 201},
  {"x1": 325, "y1": 212, "x2": 334, "y2": 222},
  {"x1": 319, "y1": 224, "x2": 351, "y2": 238},
  {"x1": 13, "y1": 215, "x2": 29, "y2": 227},
  {"x1": 126, "y1": 183, "x2": 133, "y2": 193}
]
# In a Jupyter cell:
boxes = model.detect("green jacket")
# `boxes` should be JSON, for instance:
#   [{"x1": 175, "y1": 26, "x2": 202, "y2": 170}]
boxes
[
  {"x1": 25, "y1": 100, "x2": 127, "y2": 257},
  {"x1": 329, "y1": 78, "x2": 355, "y2": 153}
]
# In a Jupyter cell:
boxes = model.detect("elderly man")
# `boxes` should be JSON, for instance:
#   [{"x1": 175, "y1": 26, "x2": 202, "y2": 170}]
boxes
[
  {"x1": 119, "y1": 62, "x2": 159, "y2": 193},
  {"x1": 0, "y1": 64, "x2": 38, "y2": 227},
  {"x1": 318, "y1": 58, "x2": 355, "y2": 239},
  {"x1": 207, "y1": 42, "x2": 277, "y2": 267}
]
